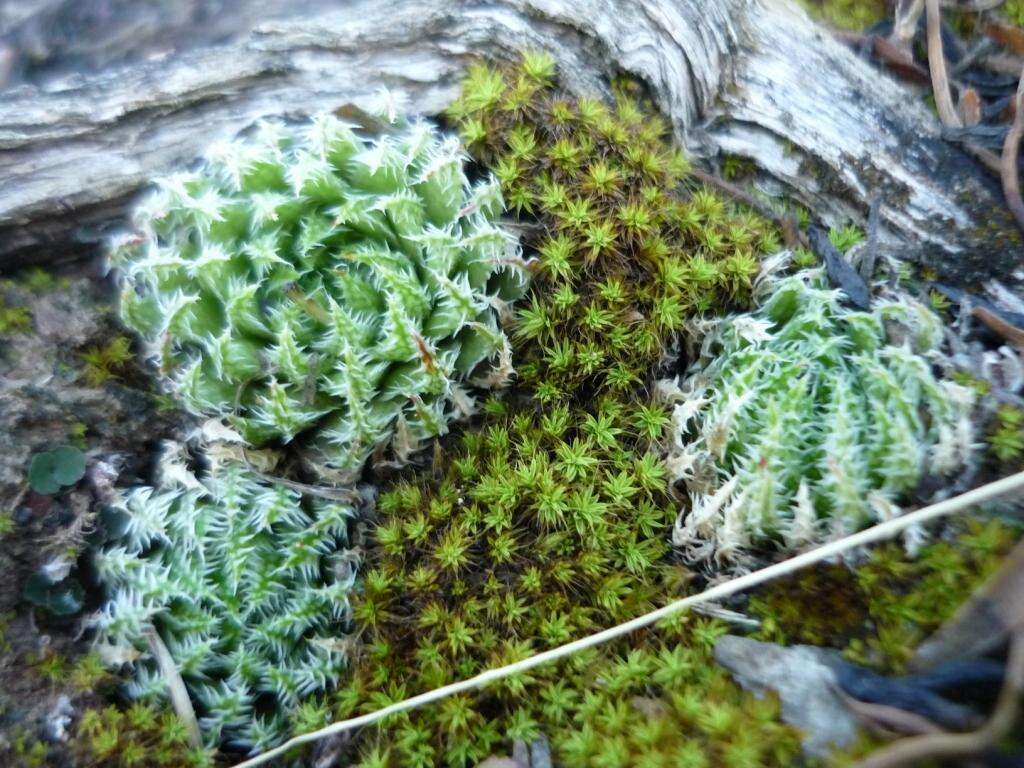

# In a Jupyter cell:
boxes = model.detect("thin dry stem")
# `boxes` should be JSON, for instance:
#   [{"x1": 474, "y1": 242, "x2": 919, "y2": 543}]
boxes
[
  {"x1": 1001, "y1": 64, "x2": 1024, "y2": 233},
  {"x1": 926, "y1": 0, "x2": 964, "y2": 128},
  {"x1": 851, "y1": 631, "x2": 1024, "y2": 768}
]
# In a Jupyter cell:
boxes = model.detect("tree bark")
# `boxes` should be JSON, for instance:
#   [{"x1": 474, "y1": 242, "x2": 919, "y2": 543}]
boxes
[{"x1": 1, "y1": 0, "x2": 1021, "y2": 289}]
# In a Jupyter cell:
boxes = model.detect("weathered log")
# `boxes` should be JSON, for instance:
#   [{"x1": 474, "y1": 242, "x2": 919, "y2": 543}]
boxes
[{"x1": 0, "y1": 0, "x2": 1021, "y2": 288}]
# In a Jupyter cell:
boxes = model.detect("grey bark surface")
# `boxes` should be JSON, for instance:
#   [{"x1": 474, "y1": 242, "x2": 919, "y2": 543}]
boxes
[{"x1": 1, "y1": 0, "x2": 1021, "y2": 288}]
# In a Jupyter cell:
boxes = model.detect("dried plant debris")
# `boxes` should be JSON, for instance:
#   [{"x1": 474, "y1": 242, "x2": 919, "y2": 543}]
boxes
[
  {"x1": 90, "y1": 458, "x2": 359, "y2": 752},
  {"x1": 111, "y1": 113, "x2": 527, "y2": 479},
  {"x1": 661, "y1": 269, "x2": 974, "y2": 567}
]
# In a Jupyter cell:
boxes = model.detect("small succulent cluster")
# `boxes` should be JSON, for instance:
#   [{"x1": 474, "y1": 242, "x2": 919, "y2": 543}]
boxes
[
  {"x1": 326, "y1": 400, "x2": 802, "y2": 767},
  {"x1": 113, "y1": 113, "x2": 526, "y2": 477},
  {"x1": 446, "y1": 53, "x2": 778, "y2": 401},
  {"x1": 90, "y1": 459, "x2": 359, "y2": 752},
  {"x1": 661, "y1": 269, "x2": 974, "y2": 566}
]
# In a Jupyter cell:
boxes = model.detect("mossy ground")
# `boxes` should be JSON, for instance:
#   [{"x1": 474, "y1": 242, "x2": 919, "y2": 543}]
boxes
[
  {"x1": 749, "y1": 517, "x2": 1022, "y2": 673},
  {"x1": 317, "y1": 55, "x2": 799, "y2": 768},
  {"x1": 4, "y1": 48, "x2": 1023, "y2": 768},
  {"x1": 446, "y1": 54, "x2": 777, "y2": 402}
]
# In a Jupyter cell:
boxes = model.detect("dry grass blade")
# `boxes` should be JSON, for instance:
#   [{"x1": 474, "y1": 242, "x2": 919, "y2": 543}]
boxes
[
  {"x1": 839, "y1": 692, "x2": 947, "y2": 737},
  {"x1": 144, "y1": 626, "x2": 203, "y2": 750},
  {"x1": 1002, "y1": 64, "x2": 1024, "y2": 233},
  {"x1": 926, "y1": 0, "x2": 964, "y2": 128},
  {"x1": 891, "y1": 0, "x2": 925, "y2": 51}
]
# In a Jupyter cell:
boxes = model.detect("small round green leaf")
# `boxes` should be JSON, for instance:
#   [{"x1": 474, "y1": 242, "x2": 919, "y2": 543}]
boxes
[
  {"x1": 28, "y1": 446, "x2": 87, "y2": 495},
  {"x1": 50, "y1": 446, "x2": 87, "y2": 485}
]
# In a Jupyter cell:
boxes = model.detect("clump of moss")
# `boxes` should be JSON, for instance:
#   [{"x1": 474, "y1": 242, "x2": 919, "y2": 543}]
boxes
[
  {"x1": 446, "y1": 53, "x2": 777, "y2": 402},
  {"x1": 828, "y1": 223, "x2": 865, "y2": 253},
  {"x1": 990, "y1": 405, "x2": 1024, "y2": 464},
  {"x1": 0, "y1": 268, "x2": 71, "y2": 335},
  {"x1": 80, "y1": 336, "x2": 135, "y2": 387},
  {"x1": 1005, "y1": 0, "x2": 1024, "y2": 26},
  {"x1": 75, "y1": 702, "x2": 212, "y2": 768},
  {"x1": 798, "y1": 0, "x2": 888, "y2": 30},
  {"x1": 750, "y1": 517, "x2": 1020, "y2": 672},
  {"x1": 65, "y1": 651, "x2": 212, "y2": 765},
  {"x1": 329, "y1": 398, "x2": 803, "y2": 767},
  {"x1": 0, "y1": 648, "x2": 210, "y2": 768},
  {"x1": 0, "y1": 297, "x2": 31, "y2": 334},
  {"x1": 336, "y1": 398, "x2": 674, "y2": 763},
  {"x1": 18, "y1": 268, "x2": 69, "y2": 294},
  {"x1": 322, "y1": 51, "x2": 797, "y2": 768},
  {"x1": 525, "y1": 620, "x2": 800, "y2": 768}
]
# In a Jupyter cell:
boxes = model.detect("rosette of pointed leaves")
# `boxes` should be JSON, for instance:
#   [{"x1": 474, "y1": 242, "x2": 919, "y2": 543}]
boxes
[
  {"x1": 661, "y1": 270, "x2": 974, "y2": 566},
  {"x1": 113, "y1": 114, "x2": 526, "y2": 476},
  {"x1": 90, "y1": 461, "x2": 358, "y2": 752}
]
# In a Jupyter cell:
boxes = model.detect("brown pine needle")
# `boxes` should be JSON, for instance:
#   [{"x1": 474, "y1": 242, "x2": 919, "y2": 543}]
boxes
[
  {"x1": 1001, "y1": 64, "x2": 1024, "y2": 233},
  {"x1": 925, "y1": 0, "x2": 963, "y2": 129}
]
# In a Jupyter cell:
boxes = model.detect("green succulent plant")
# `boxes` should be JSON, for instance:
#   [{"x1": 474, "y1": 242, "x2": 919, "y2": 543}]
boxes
[
  {"x1": 662, "y1": 269, "x2": 974, "y2": 566},
  {"x1": 90, "y1": 459, "x2": 359, "y2": 751},
  {"x1": 446, "y1": 53, "x2": 778, "y2": 402},
  {"x1": 112, "y1": 113, "x2": 527, "y2": 478}
]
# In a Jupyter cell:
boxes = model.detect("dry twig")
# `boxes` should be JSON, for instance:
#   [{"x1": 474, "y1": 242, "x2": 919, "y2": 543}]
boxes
[
  {"x1": 891, "y1": 0, "x2": 926, "y2": 52},
  {"x1": 974, "y1": 305, "x2": 1024, "y2": 347},
  {"x1": 926, "y1": 0, "x2": 964, "y2": 128},
  {"x1": 1001, "y1": 64, "x2": 1024, "y2": 232},
  {"x1": 851, "y1": 630, "x2": 1024, "y2": 768}
]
